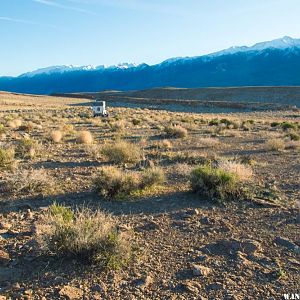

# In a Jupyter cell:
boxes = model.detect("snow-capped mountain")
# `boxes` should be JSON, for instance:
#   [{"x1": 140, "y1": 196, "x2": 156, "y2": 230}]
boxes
[
  {"x1": 157, "y1": 36, "x2": 300, "y2": 66},
  {"x1": 20, "y1": 63, "x2": 143, "y2": 78},
  {"x1": 210, "y1": 36, "x2": 300, "y2": 57},
  {"x1": 1, "y1": 36, "x2": 300, "y2": 94}
]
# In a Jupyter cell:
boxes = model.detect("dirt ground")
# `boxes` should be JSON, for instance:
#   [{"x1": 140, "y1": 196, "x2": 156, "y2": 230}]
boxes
[{"x1": 0, "y1": 92, "x2": 299, "y2": 299}]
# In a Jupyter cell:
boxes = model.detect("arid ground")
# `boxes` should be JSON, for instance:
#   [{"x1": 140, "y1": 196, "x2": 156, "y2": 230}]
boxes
[{"x1": 0, "y1": 92, "x2": 299, "y2": 300}]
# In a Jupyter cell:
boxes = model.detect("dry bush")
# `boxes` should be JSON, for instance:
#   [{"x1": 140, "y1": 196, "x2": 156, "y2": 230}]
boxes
[
  {"x1": 164, "y1": 125, "x2": 188, "y2": 138},
  {"x1": 172, "y1": 163, "x2": 193, "y2": 179},
  {"x1": 7, "y1": 119, "x2": 22, "y2": 129},
  {"x1": 111, "y1": 120, "x2": 126, "y2": 132},
  {"x1": 4, "y1": 168, "x2": 55, "y2": 196},
  {"x1": 85, "y1": 144, "x2": 102, "y2": 160},
  {"x1": 102, "y1": 140, "x2": 142, "y2": 164},
  {"x1": 36, "y1": 204, "x2": 130, "y2": 268},
  {"x1": 50, "y1": 130, "x2": 63, "y2": 143},
  {"x1": 93, "y1": 166, "x2": 139, "y2": 199},
  {"x1": 61, "y1": 124, "x2": 74, "y2": 134},
  {"x1": 15, "y1": 137, "x2": 39, "y2": 159},
  {"x1": 77, "y1": 131, "x2": 93, "y2": 144},
  {"x1": 218, "y1": 160, "x2": 253, "y2": 182},
  {"x1": 264, "y1": 138, "x2": 285, "y2": 151},
  {"x1": 157, "y1": 139, "x2": 172, "y2": 150},
  {"x1": 197, "y1": 137, "x2": 220, "y2": 148},
  {"x1": 140, "y1": 167, "x2": 165, "y2": 188},
  {"x1": 0, "y1": 147, "x2": 15, "y2": 170},
  {"x1": 93, "y1": 166, "x2": 165, "y2": 200}
]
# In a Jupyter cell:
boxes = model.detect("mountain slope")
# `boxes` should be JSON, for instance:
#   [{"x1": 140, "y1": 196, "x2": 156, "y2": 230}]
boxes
[{"x1": 1, "y1": 37, "x2": 300, "y2": 95}]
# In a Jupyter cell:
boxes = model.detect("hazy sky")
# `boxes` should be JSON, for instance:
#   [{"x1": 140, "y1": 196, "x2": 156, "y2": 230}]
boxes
[{"x1": 1, "y1": 0, "x2": 300, "y2": 76}]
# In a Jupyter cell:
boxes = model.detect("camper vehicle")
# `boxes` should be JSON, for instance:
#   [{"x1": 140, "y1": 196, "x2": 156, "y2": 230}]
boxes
[{"x1": 92, "y1": 100, "x2": 108, "y2": 117}]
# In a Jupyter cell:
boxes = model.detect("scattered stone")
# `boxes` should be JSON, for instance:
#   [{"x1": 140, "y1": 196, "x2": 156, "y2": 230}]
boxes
[
  {"x1": 0, "y1": 222, "x2": 12, "y2": 231},
  {"x1": 204, "y1": 239, "x2": 262, "y2": 257},
  {"x1": 90, "y1": 281, "x2": 107, "y2": 294},
  {"x1": 200, "y1": 216, "x2": 215, "y2": 225},
  {"x1": 191, "y1": 264, "x2": 211, "y2": 277},
  {"x1": 206, "y1": 282, "x2": 224, "y2": 291},
  {"x1": 133, "y1": 275, "x2": 153, "y2": 289},
  {"x1": 181, "y1": 281, "x2": 201, "y2": 294},
  {"x1": 274, "y1": 236, "x2": 300, "y2": 254},
  {"x1": 0, "y1": 250, "x2": 10, "y2": 266},
  {"x1": 59, "y1": 286, "x2": 83, "y2": 300},
  {"x1": 137, "y1": 221, "x2": 160, "y2": 231}
]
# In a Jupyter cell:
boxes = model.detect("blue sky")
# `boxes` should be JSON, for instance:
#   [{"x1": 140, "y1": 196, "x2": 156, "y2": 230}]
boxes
[{"x1": 1, "y1": 0, "x2": 300, "y2": 76}]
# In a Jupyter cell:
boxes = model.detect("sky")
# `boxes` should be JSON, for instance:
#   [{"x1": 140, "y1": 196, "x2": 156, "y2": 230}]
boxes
[{"x1": 0, "y1": 0, "x2": 300, "y2": 76}]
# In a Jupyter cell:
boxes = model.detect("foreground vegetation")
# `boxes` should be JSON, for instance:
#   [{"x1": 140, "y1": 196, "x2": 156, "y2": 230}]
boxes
[{"x1": 0, "y1": 92, "x2": 299, "y2": 299}]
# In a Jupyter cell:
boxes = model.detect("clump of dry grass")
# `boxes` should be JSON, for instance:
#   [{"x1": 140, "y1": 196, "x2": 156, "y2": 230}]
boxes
[
  {"x1": 140, "y1": 167, "x2": 165, "y2": 188},
  {"x1": 197, "y1": 137, "x2": 220, "y2": 148},
  {"x1": 4, "y1": 168, "x2": 55, "y2": 195},
  {"x1": 164, "y1": 125, "x2": 188, "y2": 138},
  {"x1": 7, "y1": 119, "x2": 22, "y2": 129},
  {"x1": 36, "y1": 204, "x2": 130, "y2": 268},
  {"x1": 93, "y1": 166, "x2": 165, "y2": 200},
  {"x1": 264, "y1": 138, "x2": 285, "y2": 152},
  {"x1": 102, "y1": 140, "x2": 142, "y2": 164},
  {"x1": 157, "y1": 139, "x2": 172, "y2": 150},
  {"x1": 0, "y1": 147, "x2": 15, "y2": 170},
  {"x1": 111, "y1": 120, "x2": 126, "y2": 132},
  {"x1": 77, "y1": 130, "x2": 93, "y2": 144},
  {"x1": 50, "y1": 130, "x2": 63, "y2": 143},
  {"x1": 93, "y1": 166, "x2": 139, "y2": 199},
  {"x1": 218, "y1": 160, "x2": 253, "y2": 182},
  {"x1": 15, "y1": 137, "x2": 39, "y2": 159},
  {"x1": 85, "y1": 144, "x2": 102, "y2": 160}
]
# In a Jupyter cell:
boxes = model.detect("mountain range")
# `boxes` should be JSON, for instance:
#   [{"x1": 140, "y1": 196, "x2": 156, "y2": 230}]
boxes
[{"x1": 1, "y1": 36, "x2": 300, "y2": 95}]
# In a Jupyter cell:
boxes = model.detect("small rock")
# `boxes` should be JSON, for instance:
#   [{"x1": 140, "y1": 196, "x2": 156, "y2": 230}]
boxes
[
  {"x1": 191, "y1": 264, "x2": 211, "y2": 277},
  {"x1": 0, "y1": 222, "x2": 12, "y2": 231},
  {"x1": 59, "y1": 286, "x2": 83, "y2": 300},
  {"x1": 0, "y1": 250, "x2": 10, "y2": 266},
  {"x1": 90, "y1": 281, "x2": 106, "y2": 294},
  {"x1": 181, "y1": 281, "x2": 201, "y2": 294},
  {"x1": 274, "y1": 237, "x2": 300, "y2": 254},
  {"x1": 207, "y1": 282, "x2": 224, "y2": 291},
  {"x1": 133, "y1": 275, "x2": 153, "y2": 289}
]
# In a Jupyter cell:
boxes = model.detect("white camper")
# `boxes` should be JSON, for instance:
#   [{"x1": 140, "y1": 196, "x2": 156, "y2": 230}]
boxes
[{"x1": 92, "y1": 100, "x2": 108, "y2": 117}]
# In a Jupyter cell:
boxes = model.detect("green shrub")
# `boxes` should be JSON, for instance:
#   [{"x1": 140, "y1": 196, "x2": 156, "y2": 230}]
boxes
[
  {"x1": 208, "y1": 119, "x2": 219, "y2": 126},
  {"x1": 0, "y1": 147, "x2": 15, "y2": 170},
  {"x1": 164, "y1": 125, "x2": 188, "y2": 138},
  {"x1": 93, "y1": 166, "x2": 139, "y2": 199},
  {"x1": 101, "y1": 141, "x2": 142, "y2": 164},
  {"x1": 36, "y1": 205, "x2": 131, "y2": 268},
  {"x1": 287, "y1": 132, "x2": 300, "y2": 141},
  {"x1": 271, "y1": 122, "x2": 280, "y2": 127},
  {"x1": 132, "y1": 118, "x2": 141, "y2": 126},
  {"x1": 281, "y1": 122, "x2": 297, "y2": 131},
  {"x1": 0, "y1": 124, "x2": 6, "y2": 134},
  {"x1": 93, "y1": 166, "x2": 165, "y2": 200},
  {"x1": 190, "y1": 165, "x2": 240, "y2": 201}
]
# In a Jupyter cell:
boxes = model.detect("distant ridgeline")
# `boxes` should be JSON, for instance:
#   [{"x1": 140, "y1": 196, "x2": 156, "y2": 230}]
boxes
[{"x1": 1, "y1": 37, "x2": 300, "y2": 107}]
